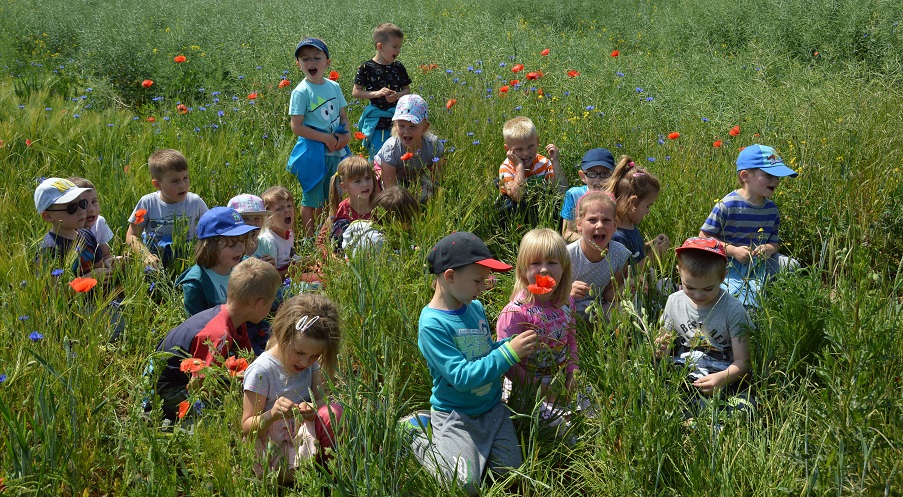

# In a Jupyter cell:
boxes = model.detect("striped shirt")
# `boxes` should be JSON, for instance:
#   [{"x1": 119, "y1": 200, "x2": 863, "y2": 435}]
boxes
[
  {"x1": 700, "y1": 190, "x2": 780, "y2": 247},
  {"x1": 498, "y1": 154, "x2": 555, "y2": 194}
]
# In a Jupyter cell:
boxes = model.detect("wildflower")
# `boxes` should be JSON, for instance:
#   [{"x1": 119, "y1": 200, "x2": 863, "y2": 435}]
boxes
[
  {"x1": 567, "y1": 70, "x2": 580, "y2": 78},
  {"x1": 729, "y1": 125, "x2": 741, "y2": 137},
  {"x1": 400, "y1": 152, "x2": 414, "y2": 161},
  {"x1": 757, "y1": 228, "x2": 764, "y2": 232},
  {"x1": 327, "y1": 70, "x2": 340, "y2": 81},
  {"x1": 647, "y1": 157, "x2": 656, "y2": 162},
  {"x1": 174, "y1": 55, "x2": 186, "y2": 63},
  {"x1": 18, "y1": 316, "x2": 28, "y2": 322},
  {"x1": 29, "y1": 331, "x2": 43, "y2": 342},
  {"x1": 141, "y1": 79, "x2": 154, "y2": 88},
  {"x1": 69, "y1": 277, "x2": 97, "y2": 293},
  {"x1": 526, "y1": 72, "x2": 539, "y2": 80},
  {"x1": 616, "y1": 71, "x2": 625, "y2": 77},
  {"x1": 420, "y1": 63, "x2": 438, "y2": 73},
  {"x1": 354, "y1": 131, "x2": 366, "y2": 140},
  {"x1": 713, "y1": 140, "x2": 723, "y2": 148},
  {"x1": 446, "y1": 98, "x2": 457, "y2": 109},
  {"x1": 510, "y1": 79, "x2": 520, "y2": 86},
  {"x1": 702, "y1": 117, "x2": 710, "y2": 122},
  {"x1": 224, "y1": 356, "x2": 249, "y2": 377},
  {"x1": 247, "y1": 92, "x2": 258, "y2": 100},
  {"x1": 500, "y1": 85, "x2": 510, "y2": 93},
  {"x1": 668, "y1": 132, "x2": 680, "y2": 140},
  {"x1": 472, "y1": 140, "x2": 480, "y2": 145},
  {"x1": 511, "y1": 63, "x2": 525, "y2": 73},
  {"x1": 528, "y1": 275, "x2": 556, "y2": 295},
  {"x1": 541, "y1": 48, "x2": 550, "y2": 56},
  {"x1": 177, "y1": 400, "x2": 190, "y2": 419},
  {"x1": 51, "y1": 268, "x2": 64, "y2": 277},
  {"x1": 25, "y1": 139, "x2": 32, "y2": 147},
  {"x1": 645, "y1": 96, "x2": 654, "y2": 101},
  {"x1": 180, "y1": 358, "x2": 205, "y2": 374},
  {"x1": 635, "y1": 87, "x2": 643, "y2": 93},
  {"x1": 278, "y1": 79, "x2": 291, "y2": 88},
  {"x1": 134, "y1": 209, "x2": 147, "y2": 224},
  {"x1": 217, "y1": 110, "x2": 225, "y2": 117},
  {"x1": 611, "y1": 50, "x2": 620, "y2": 57},
  {"x1": 0, "y1": 374, "x2": 6, "y2": 383},
  {"x1": 177, "y1": 103, "x2": 188, "y2": 114},
  {"x1": 194, "y1": 400, "x2": 205, "y2": 415},
  {"x1": 146, "y1": 116, "x2": 155, "y2": 123},
  {"x1": 586, "y1": 105, "x2": 595, "y2": 111}
]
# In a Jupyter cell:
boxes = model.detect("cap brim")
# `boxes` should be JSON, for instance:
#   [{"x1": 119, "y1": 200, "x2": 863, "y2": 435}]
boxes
[
  {"x1": 675, "y1": 246, "x2": 727, "y2": 262},
  {"x1": 581, "y1": 161, "x2": 614, "y2": 170},
  {"x1": 221, "y1": 225, "x2": 259, "y2": 237},
  {"x1": 53, "y1": 187, "x2": 90, "y2": 206},
  {"x1": 238, "y1": 210, "x2": 271, "y2": 216},
  {"x1": 474, "y1": 258, "x2": 512, "y2": 272},
  {"x1": 392, "y1": 114, "x2": 422, "y2": 124},
  {"x1": 761, "y1": 164, "x2": 798, "y2": 177}
]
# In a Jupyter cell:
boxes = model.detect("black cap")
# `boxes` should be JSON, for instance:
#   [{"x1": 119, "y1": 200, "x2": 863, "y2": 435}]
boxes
[{"x1": 427, "y1": 232, "x2": 512, "y2": 274}]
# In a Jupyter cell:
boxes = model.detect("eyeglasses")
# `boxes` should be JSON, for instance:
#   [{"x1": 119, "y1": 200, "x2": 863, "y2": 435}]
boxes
[
  {"x1": 583, "y1": 171, "x2": 611, "y2": 179},
  {"x1": 46, "y1": 199, "x2": 88, "y2": 215}
]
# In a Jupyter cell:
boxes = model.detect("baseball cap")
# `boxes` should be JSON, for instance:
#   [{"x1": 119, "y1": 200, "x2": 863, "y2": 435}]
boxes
[
  {"x1": 392, "y1": 94, "x2": 428, "y2": 124},
  {"x1": 427, "y1": 232, "x2": 512, "y2": 274},
  {"x1": 227, "y1": 194, "x2": 270, "y2": 215},
  {"x1": 196, "y1": 207, "x2": 259, "y2": 239},
  {"x1": 675, "y1": 237, "x2": 727, "y2": 262},
  {"x1": 34, "y1": 177, "x2": 90, "y2": 213},
  {"x1": 294, "y1": 37, "x2": 329, "y2": 59},
  {"x1": 580, "y1": 148, "x2": 615, "y2": 171},
  {"x1": 736, "y1": 144, "x2": 797, "y2": 177}
]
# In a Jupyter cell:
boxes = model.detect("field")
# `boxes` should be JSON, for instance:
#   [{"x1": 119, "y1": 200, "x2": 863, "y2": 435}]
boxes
[{"x1": 1, "y1": 0, "x2": 903, "y2": 495}]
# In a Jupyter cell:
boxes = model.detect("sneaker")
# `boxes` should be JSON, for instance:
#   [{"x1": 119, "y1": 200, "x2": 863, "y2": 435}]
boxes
[{"x1": 399, "y1": 410, "x2": 432, "y2": 438}]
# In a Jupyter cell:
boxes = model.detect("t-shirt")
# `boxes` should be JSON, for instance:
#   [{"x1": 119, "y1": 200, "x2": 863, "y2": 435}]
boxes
[
  {"x1": 567, "y1": 239, "x2": 631, "y2": 314},
  {"x1": 374, "y1": 134, "x2": 444, "y2": 186},
  {"x1": 202, "y1": 267, "x2": 230, "y2": 306},
  {"x1": 243, "y1": 350, "x2": 319, "y2": 413},
  {"x1": 353, "y1": 60, "x2": 412, "y2": 130},
  {"x1": 341, "y1": 220, "x2": 385, "y2": 258},
  {"x1": 613, "y1": 226, "x2": 646, "y2": 266},
  {"x1": 560, "y1": 185, "x2": 588, "y2": 221},
  {"x1": 128, "y1": 192, "x2": 208, "y2": 245},
  {"x1": 259, "y1": 230, "x2": 295, "y2": 271},
  {"x1": 39, "y1": 229, "x2": 99, "y2": 276},
  {"x1": 91, "y1": 215, "x2": 114, "y2": 246},
  {"x1": 288, "y1": 79, "x2": 348, "y2": 157},
  {"x1": 334, "y1": 198, "x2": 373, "y2": 224},
  {"x1": 498, "y1": 154, "x2": 555, "y2": 195},
  {"x1": 252, "y1": 231, "x2": 278, "y2": 261},
  {"x1": 700, "y1": 190, "x2": 781, "y2": 248},
  {"x1": 496, "y1": 291, "x2": 578, "y2": 382},
  {"x1": 418, "y1": 300, "x2": 520, "y2": 416}
]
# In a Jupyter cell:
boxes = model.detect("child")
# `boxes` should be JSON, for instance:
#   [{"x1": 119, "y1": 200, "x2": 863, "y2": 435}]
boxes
[
  {"x1": 241, "y1": 294, "x2": 343, "y2": 480},
  {"x1": 259, "y1": 186, "x2": 298, "y2": 278},
  {"x1": 156, "y1": 258, "x2": 281, "y2": 422},
  {"x1": 560, "y1": 148, "x2": 615, "y2": 242},
  {"x1": 227, "y1": 194, "x2": 277, "y2": 266},
  {"x1": 126, "y1": 148, "x2": 209, "y2": 268},
  {"x1": 413, "y1": 231, "x2": 538, "y2": 496},
  {"x1": 606, "y1": 156, "x2": 669, "y2": 271},
  {"x1": 175, "y1": 207, "x2": 259, "y2": 317},
  {"x1": 34, "y1": 177, "x2": 106, "y2": 278},
  {"x1": 655, "y1": 237, "x2": 753, "y2": 414},
  {"x1": 324, "y1": 155, "x2": 378, "y2": 251},
  {"x1": 68, "y1": 177, "x2": 115, "y2": 263},
  {"x1": 568, "y1": 191, "x2": 631, "y2": 320},
  {"x1": 286, "y1": 37, "x2": 351, "y2": 239},
  {"x1": 341, "y1": 186, "x2": 419, "y2": 258},
  {"x1": 373, "y1": 94, "x2": 445, "y2": 203},
  {"x1": 496, "y1": 228, "x2": 578, "y2": 421},
  {"x1": 700, "y1": 144, "x2": 799, "y2": 306},
  {"x1": 352, "y1": 22, "x2": 412, "y2": 159}
]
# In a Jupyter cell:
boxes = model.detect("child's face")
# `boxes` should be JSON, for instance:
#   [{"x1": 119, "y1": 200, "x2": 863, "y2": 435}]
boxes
[
  {"x1": 376, "y1": 36, "x2": 403, "y2": 63},
  {"x1": 213, "y1": 237, "x2": 246, "y2": 273},
  {"x1": 628, "y1": 191, "x2": 658, "y2": 226},
  {"x1": 42, "y1": 194, "x2": 88, "y2": 232},
  {"x1": 678, "y1": 267, "x2": 724, "y2": 309},
  {"x1": 579, "y1": 166, "x2": 611, "y2": 191},
  {"x1": 282, "y1": 334, "x2": 326, "y2": 374},
  {"x1": 342, "y1": 175, "x2": 374, "y2": 202},
  {"x1": 578, "y1": 201, "x2": 616, "y2": 254},
  {"x1": 81, "y1": 189, "x2": 101, "y2": 229},
  {"x1": 267, "y1": 199, "x2": 295, "y2": 234},
  {"x1": 742, "y1": 169, "x2": 781, "y2": 200},
  {"x1": 296, "y1": 47, "x2": 330, "y2": 84},
  {"x1": 152, "y1": 170, "x2": 190, "y2": 204},
  {"x1": 524, "y1": 256, "x2": 563, "y2": 300},
  {"x1": 445, "y1": 263, "x2": 492, "y2": 308},
  {"x1": 504, "y1": 136, "x2": 539, "y2": 165},
  {"x1": 241, "y1": 214, "x2": 266, "y2": 228},
  {"x1": 395, "y1": 119, "x2": 428, "y2": 149}
]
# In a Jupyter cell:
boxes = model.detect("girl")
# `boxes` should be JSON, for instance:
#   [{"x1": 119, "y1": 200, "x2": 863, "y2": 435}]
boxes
[
  {"x1": 374, "y1": 94, "x2": 446, "y2": 203},
  {"x1": 496, "y1": 228, "x2": 578, "y2": 418},
  {"x1": 568, "y1": 191, "x2": 631, "y2": 320},
  {"x1": 176, "y1": 207, "x2": 259, "y2": 317},
  {"x1": 259, "y1": 186, "x2": 298, "y2": 278},
  {"x1": 606, "y1": 156, "x2": 669, "y2": 271},
  {"x1": 228, "y1": 194, "x2": 278, "y2": 267},
  {"x1": 241, "y1": 294, "x2": 343, "y2": 480},
  {"x1": 323, "y1": 155, "x2": 378, "y2": 251}
]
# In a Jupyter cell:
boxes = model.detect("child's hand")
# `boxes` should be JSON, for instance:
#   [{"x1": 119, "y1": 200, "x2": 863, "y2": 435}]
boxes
[
  {"x1": 693, "y1": 373, "x2": 727, "y2": 396},
  {"x1": 143, "y1": 253, "x2": 161, "y2": 267},
  {"x1": 545, "y1": 143, "x2": 559, "y2": 162},
  {"x1": 336, "y1": 132, "x2": 351, "y2": 150},
  {"x1": 506, "y1": 150, "x2": 524, "y2": 170},
  {"x1": 270, "y1": 396, "x2": 297, "y2": 419},
  {"x1": 652, "y1": 234, "x2": 670, "y2": 257},
  {"x1": 653, "y1": 332, "x2": 672, "y2": 359},
  {"x1": 510, "y1": 329, "x2": 539, "y2": 359},
  {"x1": 751, "y1": 245, "x2": 771, "y2": 259},
  {"x1": 259, "y1": 254, "x2": 277, "y2": 267},
  {"x1": 731, "y1": 245, "x2": 752, "y2": 264},
  {"x1": 383, "y1": 89, "x2": 400, "y2": 102},
  {"x1": 570, "y1": 280, "x2": 591, "y2": 300},
  {"x1": 296, "y1": 401, "x2": 317, "y2": 421}
]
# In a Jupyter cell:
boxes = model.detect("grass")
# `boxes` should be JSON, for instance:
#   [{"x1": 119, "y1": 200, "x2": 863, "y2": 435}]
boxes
[{"x1": 1, "y1": 0, "x2": 903, "y2": 494}]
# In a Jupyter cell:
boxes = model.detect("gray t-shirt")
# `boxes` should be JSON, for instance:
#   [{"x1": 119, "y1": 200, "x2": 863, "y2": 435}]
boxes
[
  {"x1": 128, "y1": 192, "x2": 208, "y2": 243},
  {"x1": 243, "y1": 350, "x2": 319, "y2": 413},
  {"x1": 374, "y1": 133, "x2": 444, "y2": 186},
  {"x1": 567, "y1": 239, "x2": 631, "y2": 314}
]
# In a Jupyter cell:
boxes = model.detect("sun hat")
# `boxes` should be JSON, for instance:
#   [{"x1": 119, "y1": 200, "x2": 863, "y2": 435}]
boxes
[
  {"x1": 427, "y1": 231, "x2": 512, "y2": 274},
  {"x1": 580, "y1": 148, "x2": 615, "y2": 171},
  {"x1": 196, "y1": 207, "x2": 259, "y2": 240},
  {"x1": 227, "y1": 194, "x2": 270, "y2": 215},
  {"x1": 294, "y1": 37, "x2": 329, "y2": 59},
  {"x1": 736, "y1": 144, "x2": 798, "y2": 177},
  {"x1": 392, "y1": 94, "x2": 429, "y2": 124},
  {"x1": 34, "y1": 177, "x2": 90, "y2": 213},
  {"x1": 675, "y1": 237, "x2": 727, "y2": 262}
]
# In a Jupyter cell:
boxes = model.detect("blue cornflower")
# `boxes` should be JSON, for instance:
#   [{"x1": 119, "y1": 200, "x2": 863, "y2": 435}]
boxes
[
  {"x1": 149, "y1": 282, "x2": 156, "y2": 292},
  {"x1": 0, "y1": 374, "x2": 6, "y2": 383},
  {"x1": 563, "y1": 91, "x2": 570, "y2": 96},
  {"x1": 73, "y1": 114, "x2": 80, "y2": 118},
  {"x1": 199, "y1": 106, "x2": 207, "y2": 111},
  {"x1": 52, "y1": 269, "x2": 64, "y2": 277},
  {"x1": 29, "y1": 331, "x2": 43, "y2": 342},
  {"x1": 18, "y1": 316, "x2": 28, "y2": 322},
  {"x1": 45, "y1": 107, "x2": 52, "y2": 111},
  {"x1": 472, "y1": 140, "x2": 480, "y2": 145},
  {"x1": 499, "y1": 62, "x2": 506, "y2": 67},
  {"x1": 467, "y1": 66, "x2": 474, "y2": 71},
  {"x1": 163, "y1": 116, "x2": 170, "y2": 121},
  {"x1": 86, "y1": 87, "x2": 92, "y2": 92},
  {"x1": 647, "y1": 157, "x2": 656, "y2": 162},
  {"x1": 665, "y1": 156, "x2": 671, "y2": 161},
  {"x1": 446, "y1": 69, "x2": 453, "y2": 74},
  {"x1": 514, "y1": 106, "x2": 522, "y2": 111},
  {"x1": 107, "y1": 123, "x2": 114, "y2": 127},
  {"x1": 474, "y1": 69, "x2": 482, "y2": 74},
  {"x1": 238, "y1": 75, "x2": 245, "y2": 80},
  {"x1": 217, "y1": 110, "x2": 225, "y2": 117},
  {"x1": 453, "y1": 78, "x2": 459, "y2": 83},
  {"x1": 467, "y1": 132, "x2": 474, "y2": 136},
  {"x1": 152, "y1": 96, "x2": 163, "y2": 102},
  {"x1": 702, "y1": 117, "x2": 710, "y2": 122},
  {"x1": 646, "y1": 96, "x2": 654, "y2": 101},
  {"x1": 19, "y1": 104, "x2": 24, "y2": 109},
  {"x1": 432, "y1": 157, "x2": 440, "y2": 163},
  {"x1": 616, "y1": 143, "x2": 623, "y2": 148},
  {"x1": 635, "y1": 87, "x2": 643, "y2": 93},
  {"x1": 198, "y1": 88, "x2": 205, "y2": 92},
  {"x1": 194, "y1": 400, "x2": 205, "y2": 414},
  {"x1": 586, "y1": 105, "x2": 595, "y2": 111},
  {"x1": 658, "y1": 138, "x2": 665, "y2": 145}
]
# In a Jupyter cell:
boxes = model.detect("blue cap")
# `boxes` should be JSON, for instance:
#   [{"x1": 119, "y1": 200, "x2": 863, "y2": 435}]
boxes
[
  {"x1": 197, "y1": 207, "x2": 259, "y2": 239},
  {"x1": 580, "y1": 148, "x2": 615, "y2": 171},
  {"x1": 294, "y1": 38, "x2": 329, "y2": 59},
  {"x1": 736, "y1": 144, "x2": 797, "y2": 177}
]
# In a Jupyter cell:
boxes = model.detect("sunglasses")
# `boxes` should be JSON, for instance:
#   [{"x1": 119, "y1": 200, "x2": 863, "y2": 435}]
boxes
[
  {"x1": 47, "y1": 199, "x2": 88, "y2": 215},
  {"x1": 583, "y1": 171, "x2": 611, "y2": 179}
]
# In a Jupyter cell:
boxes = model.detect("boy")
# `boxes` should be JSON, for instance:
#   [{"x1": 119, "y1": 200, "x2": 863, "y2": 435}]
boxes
[
  {"x1": 126, "y1": 148, "x2": 208, "y2": 268},
  {"x1": 352, "y1": 22, "x2": 412, "y2": 159},
  {"x1": 69, "y1": 177, "x2": 115, "y2": 263},
  {"x1": 286, "y1": 37, "x2": 351, "y2": 239},
  {"x1": 259, "y1": 186, "x2": 298, "y2": 278},
  {"x1": 413, "y1": 232, "x2": 538, "y2": 496},
  {"x1": 700, "y1": 144, "x2": 798, "y2": 305},
  {"x1": 560, "y1": 147, "x2": 616, "y2": 242},
  {"x1": 497, "y1": 117, "x2": 567, "y2": 222},
  {"x1": 155, "y1": 258, "x2": 281, "y2": 421},
  {"x1": 35, "y1": 177, "x2": 106, "y2": 277},
  {"x1": 656, "y1": 237, "x2": 753, "y2": 414}
]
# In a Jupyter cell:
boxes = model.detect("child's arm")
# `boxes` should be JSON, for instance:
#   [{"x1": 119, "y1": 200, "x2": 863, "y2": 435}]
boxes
[
  {"x1": 545, "y1": 144, "x2": 568, "y2": 191},
  {"x1": 502, "y1": 152, "x2": 527, "y2": 203},
  {"x1": 385, "y1": 84, "x2": 411, "y2": 103},
  {"x1": 699, "y1": 230, "x2": 753, "y2": 264},
  {"x1": 495, "y1": 310, "x2": 533, "y2": 386},
  {"x1": 692, "y1": 334, "x2": 750, "y2": 395},
  {"x1": 242, "y1": 391, "x2": 299, "y2": 438},
  {"x1": 380, "y1": 160, "x2": 399, "y2": 188},
  {"x1": 290, "y1": 114, "x2": 340, "y2": 150},
  {"x1": 351, "y1": 85, "x2": 394, "y2": 100},
  {"x1": 125, "y1": 223, "x2": 159, "y2": 267}
]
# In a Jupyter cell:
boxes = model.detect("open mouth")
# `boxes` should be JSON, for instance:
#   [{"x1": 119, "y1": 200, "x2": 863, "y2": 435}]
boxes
[
  {"x1": 307, "y1": 67, "x2": 318, "y2": 77},
  {"x1": 592, "y1": 233, "x2": 607, "y2": 246},
  {"x1": 283, "y1": 215, "x2": 292, "y2": 226}
]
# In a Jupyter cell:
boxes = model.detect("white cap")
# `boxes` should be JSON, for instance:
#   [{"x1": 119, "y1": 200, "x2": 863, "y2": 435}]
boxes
[{"x1": 34, "y1": 177, "x2": 89, "y2": 213}]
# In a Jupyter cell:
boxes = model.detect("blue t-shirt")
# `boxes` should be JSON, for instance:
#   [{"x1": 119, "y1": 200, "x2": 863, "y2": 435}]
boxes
[
  {"x1": 418, "y1": 300, "x2": 520, "y2": 416},
  {"x1": 202, "y1": 267, "x2": 230, "y2": 306},
  {"x1": 560, "y1": 185, "x2": 588, "y2": 221},
  {"x1": 613, "y1": 226, "x2": 645, "y2": 265},
  {"x1": 288, "y1": 79, "x2": 348, "y2": 157}
]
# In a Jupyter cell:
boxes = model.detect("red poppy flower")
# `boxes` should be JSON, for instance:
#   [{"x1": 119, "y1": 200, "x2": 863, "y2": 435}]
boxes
[
  {"x1": 729, "y1": 125, "x2": 740, "y2": 137},
  {"x1": 68, "y1": 277, "x2": 97, "y2": 293},
  {"x1": 419, "y1": 63, "x2": 438, "y2": 73},
  {"x1": 134, "y1": 209, "x2": 147, "y2": 224},
  {"x1": 25, "y1": 139, "x2": 32, "y2": 147},
  {"x1": 526, "y1": 72, "x2": 539, "y2": 80},
  {"x1": 400, "y1": 152, "x2": 414, "y2": 161},
  {"x1": 567, "y1": 70, "x2": 580, "y2": 78},
  {"x1": 247, "y1": 92, "x2": 258, "y2": 100},
  {"x1": 278, "y1": 79, "x2": 291, "y2": 88},
  {"x1": 541, "y1": 48, "x2": 550, "y2": 56},
  {"x1": 668, "y1": 132, "x2": 680, "y2": 140},
  {"x1": 446, "y1": 98, "x2": 457, "y2": 110},
  {"x1": 146, "y1": 116, "x2": 155, "y2": 123},
  {"x1": 176, "y1": 103, "x2": 188, "y2": 114},
  {"x1": 500, "y1": 85, "x2": 510, "y2": 93},
  {"x1": 509, "y1": 79, "x2": 520, "y2": 86},
  {"x1": 738, "y1": 146, "x2": 746, "y2": 152},
  {"x1": 173, "y1": 55, "x2": 186, "y2": 63},
  {"x1": 527, "y1": 274, "x2": 556, "y2": 295},
  {"x1": 610, "y1": 50, "x2": 620, "y2": 57},
  {"x1": 537, "y1": 88, "x2": 544, "y2": 96},
  {"x1": 177, "y1": 400, "x2": 190, "y2": 419},
  {"x1": 713, "y1": 140, "x2": 723, "y2": 148},
  {"x1": 180, "y1": 358, "x2": 205, "y2": 374},
  {"x1": 141, "y1": 79, "x2": 154, "y2": 89},
  {"x1": 224, "y1": 356, "x2": 249, "y2": 377},
  {"x1": 511, "y1": 63, "x2": 525, "y2": 73},
  {"x1": 354, "y1": 131, "x2": 366, "y2": 140},
  {"x1": 327, "y1": 70, "x2": 340, "y2": 81}
]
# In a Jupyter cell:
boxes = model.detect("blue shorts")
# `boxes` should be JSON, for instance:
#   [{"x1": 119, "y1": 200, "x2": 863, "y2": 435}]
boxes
[{"x1": 301, "y1": 155, "x2": 342, "y2": 208}]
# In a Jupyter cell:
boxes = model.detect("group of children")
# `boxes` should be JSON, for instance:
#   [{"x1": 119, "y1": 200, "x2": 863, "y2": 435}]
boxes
[{"x1": 30, "y1": 19, "x2": 801, "y2": 494}]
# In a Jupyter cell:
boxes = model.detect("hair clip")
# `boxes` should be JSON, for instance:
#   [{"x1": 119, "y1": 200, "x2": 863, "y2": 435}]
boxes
[
  {"x1": 295, "y1": 315, "x2": 320, "y2": 333},
  {"x1": 632, "y1": 172, "x2": 646, "y2": 178},
  {"x1": 628, "y1": 161, "x2": 635, "y2": 169}
]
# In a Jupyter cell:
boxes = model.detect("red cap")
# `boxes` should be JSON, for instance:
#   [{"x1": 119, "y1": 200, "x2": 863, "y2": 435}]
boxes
[{"x1": 675, "y1": 237, "x2": 727, "y2": 261}]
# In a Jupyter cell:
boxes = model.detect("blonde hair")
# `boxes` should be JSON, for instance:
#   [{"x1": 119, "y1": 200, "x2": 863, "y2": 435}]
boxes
[
  {"x1": 148, "y1": 148, "x2": 188, "y2": 180},
  {"x1": 194, "y1": 233, "x2": 254, "y2": 268},
  {"x1": 67, "y1": 177, "x2": 95, "y2": 189},
  {"x1": 261, "y1": 185, "x2": 294, "y2": 208},
  {"x1": 329, "y1": 156, "x2": 377, "y2": 217},
  {"x1": 511, "y1": 228, "x2": 572, "y2": 307},
  {"x1": 605, "y1": 155, "x2": 660, "y2": 225},
  {"x1": 374, "y1": 22, "x2": 403, "y2": 45},
  {"x1": 502, "y1": 116, "x2": 538, "y2": 143},
  {"x1": 575, "y1": 190, "x2": 617, "y2": 222},
  {"x1": 226, "y1": 257, "x2": 282, "y2": 306},
  {"x1": 267, "y1": 294, "x2": 341, "y2": 377}
]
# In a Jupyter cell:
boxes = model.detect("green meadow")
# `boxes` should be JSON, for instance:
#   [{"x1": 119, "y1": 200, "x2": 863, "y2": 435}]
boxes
[{"x1": 1, "y1": 0, "x2": 902, "y2": 494}]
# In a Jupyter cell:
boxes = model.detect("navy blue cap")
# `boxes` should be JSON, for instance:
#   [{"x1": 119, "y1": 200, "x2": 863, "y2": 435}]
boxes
[
  {"x1": 197, "y1": 207, "x2": 259, "y2": 240},
  {"x1": 428, "y1": 232, "x2": 512, "y2": 274},
  {"x1": 580, "y1": 148, "x2": 615, "y2": 171},
  {"x1": 294, "y1": 38, "x2": 329, "y2": 59},
  {"x1": 736, "y1": 144, "x2": 797, "y2": 177}
]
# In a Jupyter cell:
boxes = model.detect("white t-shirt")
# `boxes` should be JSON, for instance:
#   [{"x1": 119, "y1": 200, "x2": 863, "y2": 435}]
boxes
[
  {"x1": 259, "y1": 230, "x2": 294, "y2": 270},
  {"x1": 243, "y1": 351, "x2": 319, "y2": 413},
  {"x1": 90, "y1": 215, "x2": 115, "y2": 246}
]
